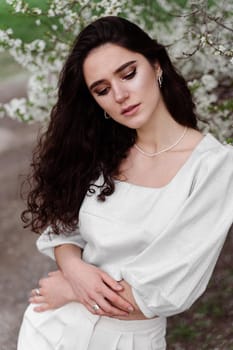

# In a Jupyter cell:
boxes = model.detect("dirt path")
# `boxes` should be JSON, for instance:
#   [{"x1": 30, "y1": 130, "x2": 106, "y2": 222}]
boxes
[{"x1": 0, "y1": 81, "x2": 55, "y2": 350}]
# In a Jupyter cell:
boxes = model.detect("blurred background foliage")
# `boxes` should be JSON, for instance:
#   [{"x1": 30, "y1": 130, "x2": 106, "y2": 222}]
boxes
[
  {"x1": 0, "y1": 0, "x2": 49, "y2": 42},
  {"x1": 0, "y1": 0, "x2": 51, "y2": 78},
  {"x1": 0, "y1": 0, "x2": 217, "y2": 42},
  {"x1": 0, "y1": 0, "x2": 221, "y2": 78}
]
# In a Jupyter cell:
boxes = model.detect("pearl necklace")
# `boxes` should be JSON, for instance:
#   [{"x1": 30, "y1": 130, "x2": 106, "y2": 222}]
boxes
[{"x1": 134, "y1": 127, "x2": 188, "y2": 157}]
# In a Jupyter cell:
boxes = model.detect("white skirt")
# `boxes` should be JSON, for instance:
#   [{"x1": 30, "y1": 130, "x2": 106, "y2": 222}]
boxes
[{"x1": 18, "y1": 302, "x2": 167, "y2": 350}]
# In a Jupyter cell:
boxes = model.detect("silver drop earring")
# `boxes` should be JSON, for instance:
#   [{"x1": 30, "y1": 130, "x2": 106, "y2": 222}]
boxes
[
  {"x1": 104, "y1": 111, "x2": 110, "y2": 119},
  {"x1": 158, "y1": 74, "x2": 163, "y2": 88}
]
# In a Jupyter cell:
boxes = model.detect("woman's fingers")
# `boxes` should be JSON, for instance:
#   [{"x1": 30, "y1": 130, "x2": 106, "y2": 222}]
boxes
[
  {"x1": 85, "y1": 297, "x2": 127, "y2": 317},
  {"x1": 76, "y1": 270, "x2": 134, "y2": 314},
  {"x1": 100, "y1": 272, "x2": 134, "y2": 312},
  {"x1": 102, "y1": 285, "x2": 134, "y2": 312},
  {"x1": 95, "y1": 296, "x2": 129, "y2": 316},
  {"x1": 29, "y1": 295, "x2": 44, "y2": 304},
  {"x1": 30, "y1": 288, "x2": 42, "y2": 297},
  {"x1": 85, "y1": 302, "x2": 111, "y2": 317},
  {"x1": 29, "y1": 293, "x2": 50, "y2": 312},
  {"x1": 48, "y1": 270, "x2": 61, "y2": 277},
  {"x1": 33, "y1": 303, "x2": 50, "y2": 312},
  {"x1": 101, "y1": 272, "x2": 123, "y2": 292}
]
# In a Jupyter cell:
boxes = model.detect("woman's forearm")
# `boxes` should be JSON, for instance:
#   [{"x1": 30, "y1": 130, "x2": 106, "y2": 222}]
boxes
[{"x1": 54, "y1": 244, "x2": 83, "y2": 277}]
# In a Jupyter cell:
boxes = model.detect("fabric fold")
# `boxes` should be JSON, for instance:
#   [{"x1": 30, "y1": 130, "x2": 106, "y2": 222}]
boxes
[{"x1": 18, "y1": 303, "x2": 100, "y2": 350}]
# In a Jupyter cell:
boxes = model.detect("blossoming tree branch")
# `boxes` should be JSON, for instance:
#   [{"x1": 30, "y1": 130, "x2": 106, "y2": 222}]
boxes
[{"x1": 0, "y1": 0, "x2": 232, "y2": 142}]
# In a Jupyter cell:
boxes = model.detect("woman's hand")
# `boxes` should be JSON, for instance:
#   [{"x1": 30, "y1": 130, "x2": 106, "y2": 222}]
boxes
[
  {"x1": 54, "y1": 244, "x2": 134, "y2": 317},
  {"x1": 62, "y1": 259, "x2": 134, "y2": 317},
  {"x1": 29, "y1": 270, "x2": 76, "y2": 312}
]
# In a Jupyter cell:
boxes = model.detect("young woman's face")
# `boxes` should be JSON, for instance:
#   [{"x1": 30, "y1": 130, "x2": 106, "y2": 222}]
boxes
[{"x1": 83, "y1": 43, "x2": 164, "y2": 130}]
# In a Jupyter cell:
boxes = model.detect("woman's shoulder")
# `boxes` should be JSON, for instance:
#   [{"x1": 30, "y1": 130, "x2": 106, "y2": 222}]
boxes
[
  {"x1": 180, "y1": 129, "x2": 232, "y2": 163},
  {"x1": 197, "y1": 133, "x2": 233, "y2": 173},
  {"x1": 187, "y1": 133, "x2": 233, "y2": 201},
  {"x1": 200, "y1": 133, "x2": 233, "y2": 156}
]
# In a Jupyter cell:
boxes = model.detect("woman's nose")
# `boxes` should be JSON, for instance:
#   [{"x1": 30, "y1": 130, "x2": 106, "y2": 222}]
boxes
[{"x1": 113, "y1": 84, "x2": 129, "y2": 103}]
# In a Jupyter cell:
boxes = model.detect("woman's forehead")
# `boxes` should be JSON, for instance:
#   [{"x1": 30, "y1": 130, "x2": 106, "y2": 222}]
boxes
[{"x1": 83, "y1": 43, "x2": 141, "y2": 82}]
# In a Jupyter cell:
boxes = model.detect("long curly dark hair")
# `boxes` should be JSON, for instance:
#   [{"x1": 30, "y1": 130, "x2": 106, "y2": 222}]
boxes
[{"x1": 22, "y1": 16, "x2": 198, "y2": 235}]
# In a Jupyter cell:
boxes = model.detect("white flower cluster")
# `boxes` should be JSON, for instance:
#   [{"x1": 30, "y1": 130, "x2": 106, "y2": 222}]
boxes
[
  {"x1": 6, "y1": 0, "x2": 28, "y2": 13},
  {"x1": 0, "y1": 26, "x2": 68, "y2": 121},
  {"x1": 0, "y1": 29, "x2": 47, "y2": 71},
  {"x1": 125, "y1": 0, "x2": 233, "y2": 142},
  {"x1": 91, "y1": 0, "x2": 127, "y2": 18},
  {"x1": 0, "y1": 0, "x2": 232, "y2": 142}
]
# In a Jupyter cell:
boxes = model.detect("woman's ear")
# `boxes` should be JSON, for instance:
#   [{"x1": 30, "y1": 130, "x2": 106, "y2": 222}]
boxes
[
  {"x1": 153, "y1": 62, "x2": 162, "y2": 78},
  {"x1": 153, "y1": 62, "x2": 163, "y2": 88}
]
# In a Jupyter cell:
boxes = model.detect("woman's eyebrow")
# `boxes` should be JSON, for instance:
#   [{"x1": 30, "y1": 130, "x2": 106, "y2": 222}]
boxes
[{"x1": 89, "y1": 60, "x2": 137, "y2": 91}]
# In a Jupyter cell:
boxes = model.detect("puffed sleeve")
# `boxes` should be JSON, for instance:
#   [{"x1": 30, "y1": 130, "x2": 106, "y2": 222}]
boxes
[
  {"x1": 121, "y1": 146, "x2": 233, "y2": 318},
  {"x1": 36, "y1": 225, "x2": 86, "y2": 260}
]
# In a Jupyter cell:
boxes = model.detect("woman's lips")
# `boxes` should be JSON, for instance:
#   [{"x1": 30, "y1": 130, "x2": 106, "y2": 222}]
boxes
[{"x1": 121, "y1": 103, "x2": 141, "y2": 116}]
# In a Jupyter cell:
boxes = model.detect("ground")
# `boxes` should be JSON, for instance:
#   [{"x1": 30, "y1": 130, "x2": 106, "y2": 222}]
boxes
[
  {"x1": 0, "y1": 116, "x2": 56, "y2": 350},
  {"x1": 0, "y1": 80, "x2": 232, "y2": 350}
]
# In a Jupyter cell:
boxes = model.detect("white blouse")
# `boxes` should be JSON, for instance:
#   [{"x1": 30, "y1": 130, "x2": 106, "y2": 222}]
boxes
[{"x1": 37, "y1": 133, "x2": 233, "y2": 318}]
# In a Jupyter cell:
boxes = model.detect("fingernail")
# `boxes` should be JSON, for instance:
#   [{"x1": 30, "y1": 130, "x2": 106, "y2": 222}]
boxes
[
  {"x1": 116, "y1": 285, "x2": 123, "y2": 290},
  {"x1": 128, "y1": 306, "x2": 134, "y2": 312}
]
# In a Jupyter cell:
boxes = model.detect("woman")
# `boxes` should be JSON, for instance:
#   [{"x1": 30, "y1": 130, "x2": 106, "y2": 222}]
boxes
[{"x1": 18, "y1": 16, "x2": 233, "y2": 350}]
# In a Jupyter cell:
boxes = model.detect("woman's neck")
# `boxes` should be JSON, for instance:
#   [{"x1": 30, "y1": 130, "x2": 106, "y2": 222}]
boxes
[{"x1": 135, "y1": 113, "x2": 186, "y2": 154}]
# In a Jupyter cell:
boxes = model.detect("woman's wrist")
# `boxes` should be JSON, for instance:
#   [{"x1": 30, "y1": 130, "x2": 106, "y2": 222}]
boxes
[
  {"x1": 55, "y1": 243, "x2": 82, "y2": 259},
  {"x1": 62, "y1": 259, "x2": 86, "y2": 283}
]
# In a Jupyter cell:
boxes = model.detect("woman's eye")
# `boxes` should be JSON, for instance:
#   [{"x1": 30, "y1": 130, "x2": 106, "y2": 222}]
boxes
[
  {"x1": 96, "y1": 87, "x2": 109, "y2": 96},
  {"x1": 123, "y1": 68, "x2": 136, "y2": 80}
]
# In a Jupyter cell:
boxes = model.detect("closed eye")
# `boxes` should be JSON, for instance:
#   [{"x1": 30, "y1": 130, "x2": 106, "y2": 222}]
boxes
[
  {"x1": 95, "y1": 87, "x2": 109, "y2": 96},
  {"x1": 123, "y1": 67, "x2": 137, "y2": 80},
  {"x1": 94, "y1": 67, "x2": 137, "y2": 96}
]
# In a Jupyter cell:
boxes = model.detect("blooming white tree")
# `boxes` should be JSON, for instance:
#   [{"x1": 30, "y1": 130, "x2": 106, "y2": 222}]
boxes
[{"x1": 0, "y1": 0, "x2": 232, "y2": 141}]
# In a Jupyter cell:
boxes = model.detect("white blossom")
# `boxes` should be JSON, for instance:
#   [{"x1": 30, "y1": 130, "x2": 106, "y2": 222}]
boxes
[
  {"x1": 156, "y1": 0, "x2": 172, "y2": 11},
  {"x1": 0, "y1": 30, "x2": 8, "y2": 41},
  {"x1": 218, "y1": 45, "x2": 225, "y2": 52},
  {"x1": 48, "y1": 9, "x2": 56, "y2": 17},
  {"x1": 6, "y1": 28, "x2": 14, "y2": 35},
  {"x1": 32, "y1": 7, "x2": 42, "y2": 15},
  {"x1": 200, "y1": 35, "x2": 206, "y2": 48},
  {"x1": 4, "y1": 98, "x2": 28, "y2": 120},
  {"x1": 201, "y1": 74, "x2": 218, "y2": 91}
]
